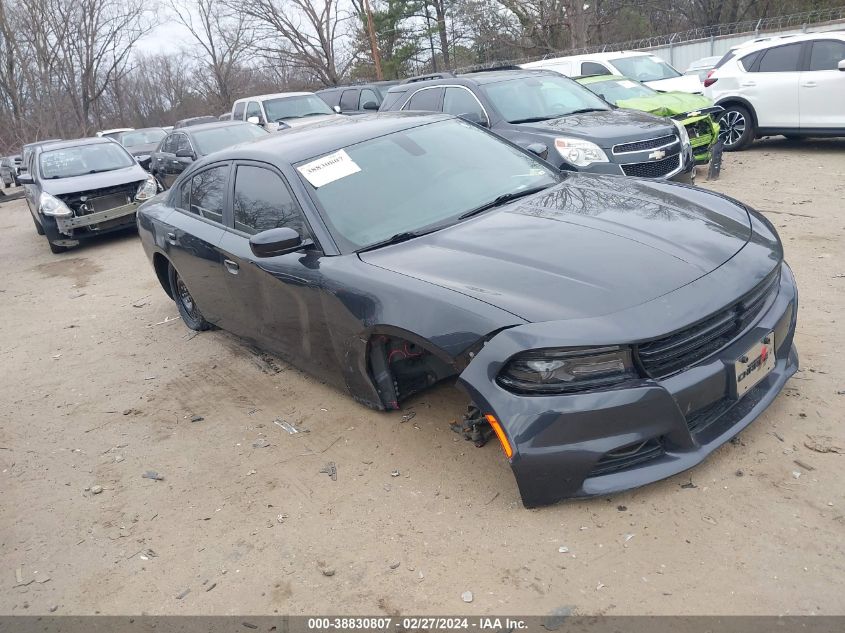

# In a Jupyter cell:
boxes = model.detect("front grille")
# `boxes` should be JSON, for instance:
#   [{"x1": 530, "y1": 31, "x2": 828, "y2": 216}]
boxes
[
  {"x1": 589, "y1": 438, "x2": 664, "y2": 477},
  {"x1": 613, "y1": 134, "x2": 677, "y2": 154},
  {"x1": 621, "y1": 154, "x2": 680, "y2": 178},
  {"x1": 685, "y1": 397, "x2": 733, "y2": 434},
  {"x1": 60, "y1": 182, "x2": 140, "y2": 215},
  {"x1": 637, "y1": 270, "x2": 781, "y2": 378},
  {"x1": 89, "y1": 192, "x2": 133, "y2": 214}
]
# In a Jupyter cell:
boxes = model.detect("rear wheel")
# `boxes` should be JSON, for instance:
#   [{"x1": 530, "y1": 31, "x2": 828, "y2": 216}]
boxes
[
  {"x1": 168, "y1": 263, "x2": 212, "y2": 331},
  {"x1": 719, "y1": 105, "x2": 754, "y2": 151}
]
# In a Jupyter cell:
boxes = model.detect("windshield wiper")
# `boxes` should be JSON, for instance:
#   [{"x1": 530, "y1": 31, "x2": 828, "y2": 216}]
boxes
[
  {"x1": 357, "y1": 231, "x2": 425, "y2": 253},
  {"x1": 567, "y1": 108, "x2": 608, "y2": 115},
  {"x1": 458, "y1": 185, "x2": 551, "y2": 220},
  {"x1": 509, "y1": 115, "x2": 558, "y2": 124},
  {"x1": 87, "y1": 168, "x2": 118, "y2": 174}
]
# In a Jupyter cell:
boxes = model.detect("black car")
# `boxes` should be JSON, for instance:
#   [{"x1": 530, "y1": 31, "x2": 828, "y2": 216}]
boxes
[
  {"x1": 115, "y1": 128, "x2": 167, "y2": 170},
  {"x1": 19, "y1": 137, "x2": 156, "y2": 253},
  {"x1": 380, "y1": 69, "x2": 695, "y2": 182},
  {"x1": 1, "y1": 154, "x2": 21, "y2": 187},
  {"x1": 150, "y1": 121, "x2": 268, "y2": 189},
  {"x1": 137, "y1": 113, "x2": 797, "y2": 507},
  {"x1": 316, "y1": 81, "x2": 400, "y2": 114},
  {"x1": 174, "y1": 116, "x2": 219, "y2": 128}
]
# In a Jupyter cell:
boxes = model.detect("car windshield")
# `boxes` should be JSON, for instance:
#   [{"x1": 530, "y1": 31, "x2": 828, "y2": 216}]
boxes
[
  {"x1": 191, "y1": 124, "x2": 269, "y2": 155},
  {"x1": 482, "y1": 75, "x2": 611, "y2": 123},
  {"x1": 299, "y1": 119, "x2": 561, "y2": 252},
  {"x1": 583, "y1": 78, "x2": 657, "y2": 104},
  {"x1": 119, "y1": 129, "x2": 166, "y2": 147},
  {"x1": 610, "y1": 55, "x2": 681, "y2": 81},
  {"x1": 39, "y1": 143, "x2": 135, "y2": 179},
  {"x1": 263, "y1": 95, "x2": 335, "y2": 121}
]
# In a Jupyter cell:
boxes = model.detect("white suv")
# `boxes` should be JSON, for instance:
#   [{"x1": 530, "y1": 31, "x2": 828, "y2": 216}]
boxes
[{"x1": 704, "y1": 32, "x2": 845, "y2": 150}]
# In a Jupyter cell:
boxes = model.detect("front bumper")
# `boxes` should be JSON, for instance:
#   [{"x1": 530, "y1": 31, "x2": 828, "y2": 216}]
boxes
[
  {"x1": 573, "y1": 142, "x2": 696, "y2": 184},
  {"x1": 458, "y1": 261, "x2": 798, "y2": 508},
  {"x1": 55, "y1": 201, "x2": 140, "y2": 236}
]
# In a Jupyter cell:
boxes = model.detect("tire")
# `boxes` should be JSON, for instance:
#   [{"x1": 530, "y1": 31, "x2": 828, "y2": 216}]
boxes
[
  {"x1": 32, "y1": 213, "x2": 45, "y2": 235},
  {"x1": 718, "y1": 105, "x2": 754, "y2": 151},
  {"x1": 168, "y1": 263, "x2": 212, "y2": 331}
]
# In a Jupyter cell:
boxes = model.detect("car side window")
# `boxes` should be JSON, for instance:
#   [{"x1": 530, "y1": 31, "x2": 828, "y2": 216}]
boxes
[
  {"x1": 443, "y1": 87, "x2": 486, "y2": 123},
  {"x1": 404, "y1": 87, "x2": 444, "y2": 111},
  {"x1": 808, "y1": 40, "x2": 845, "y2": 71},
  {"x1": 359, "y1": 88, "x2": 379, "y2": 109},
  {"x1": 582, "y1": 61, "x2": 611, "y2": 75},
  {"x1": 175, "y1": 134, "x2": 192, "y2": 154},
  {"x1": 188, "y1": 165, "x2": 227, "y2": 223},
  {"x1": 246, "y1": 101, "x2": 264, "y2": 122},
  {"x1": 233, "y1": 102, "x2": 246, "y2": 120},
  {"x1": 232, "y1": 165, "x2": 309, "y2": 237},
  {"x1": 754, "y1": 43, "x2": 802, "y2": 72},
  {"x1": 339, "y1": 89, "x2": 358, "y2": 111}
]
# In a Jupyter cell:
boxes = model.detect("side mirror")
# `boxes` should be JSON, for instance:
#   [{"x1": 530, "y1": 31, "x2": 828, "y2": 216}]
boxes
[
  {"x1": 17, "y1": 173, "x2": 34, "y2": 185},
  {"x1": 246, "y1": 116, "x2": 260, "y2": 125},
  {"x1": 333, "y1": 105, "x2": 342, "y2": 114},
  {"x1": 839, "y1": 59, "x2": 845, "y2": 71},
  {"x1": 524, "y1": 143, "x2": 548, "y2": 159},
  {"x1": 458, "y1": 111, "x2": 488, "y2": 127},
  {"x1": 175, "y1": 148, "x2": 195, "y2": 159},
  {"x1": 361, "y1": 101, "x2": 379, "y2": 111},
  {"x1": 249, "y1": 227, "x2": 303, "y2": 257}
]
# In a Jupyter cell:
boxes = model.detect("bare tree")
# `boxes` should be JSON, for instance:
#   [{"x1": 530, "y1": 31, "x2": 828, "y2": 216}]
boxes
[
  {"x1": 170, "y1": 0, "x2": 256, "y2": 110},
  {"x1": 237, "y1": 0, "x2": 355, "y2": 86}
]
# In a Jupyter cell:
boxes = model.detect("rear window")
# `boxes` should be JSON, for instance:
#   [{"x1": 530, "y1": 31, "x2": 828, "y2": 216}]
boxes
[{"x1": 713, "y1": 51, "x2": 736, "y2": 70}]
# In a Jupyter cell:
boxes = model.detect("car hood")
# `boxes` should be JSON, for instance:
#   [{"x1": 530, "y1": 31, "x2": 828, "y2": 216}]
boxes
[
  {"x1": 643, "y1": 74, "x2": 704, "y2": 94},
  {"x1": 615, "y1": 91, "x2": 715, "y2": 117},
  {"x1": 514, "y1": 108, "x2": 675, "y2": 148},
  {"x1": 281, "y1": 114, "x2": 339, "y2": 128},
  {"x1": 41, "y1": 165, "x2": 148, "y2": 196},
  {"x1": 360, "y1": 175, "x2": 752, "y2": 323}
]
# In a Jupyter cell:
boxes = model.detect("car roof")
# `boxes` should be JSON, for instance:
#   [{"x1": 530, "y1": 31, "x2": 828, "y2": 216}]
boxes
[
  {"x1": 733, "y1": 30, "x2": 845, "y2": 54},
  {"x1": 234, "y1": 92, "x2": 313, "y2": 103},
  {"x1": 178, "y1": 121, "x2": 256, "y2": 135},
  {"x1": 210, "y1": 112, "x2": 451, "y2": 165},
  {"x1": 37, "y1": 137, "x2": 118, "y2": 152},
  {"x1": 384, "y1": 68, "x2": 558, "y2": 93},
  {"x1": 317, "y1": 81, "x2": 399, "y2": 93},
  {"x1": 23, "y1": 138, "x2": 63, "y2": 149},
  {"x1": 524, "y1": 51, "x2": 656, "y2": 66},
  {"x1": 124, "y1": 126, "x2": 166, "y2": 132}
]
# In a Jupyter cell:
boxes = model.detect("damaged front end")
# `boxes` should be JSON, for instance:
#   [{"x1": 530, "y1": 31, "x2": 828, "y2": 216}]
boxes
[
  {"x1": 46, "y1": 177, "x2": 157, "y2": 242},
  {"x1": 456, "y1": 260, "x2": 798, "y2": 508}
]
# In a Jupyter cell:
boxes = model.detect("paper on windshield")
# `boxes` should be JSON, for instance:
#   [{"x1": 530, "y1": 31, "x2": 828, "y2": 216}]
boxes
[
  {"x1": 297, "y1": 149, "x2": 361, "y2": 188},
  {"x1": 618, "y1": 80, "x2": 638, "y2": 89}
]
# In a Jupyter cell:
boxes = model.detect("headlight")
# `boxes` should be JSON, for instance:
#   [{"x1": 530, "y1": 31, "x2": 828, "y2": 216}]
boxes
[
  {"x1": 554, "y1": 137, "x2": 609, "y2": 167},
  {"x1": 672, "y1": 120, "x2": 690, "y2": 148},
  {"x1": 135, "y1": 174, "x2": 158, "y2": 201},
  {"x1": 498, "y1": 346, "x2": 637, "y2": 394},
  {"x1": 39, "y1": 192, "x2": 72, "y2": 217}
]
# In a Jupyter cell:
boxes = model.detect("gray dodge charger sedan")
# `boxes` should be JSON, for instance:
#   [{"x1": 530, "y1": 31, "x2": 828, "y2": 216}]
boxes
[{"x1": 136, "y1": 113, "x2": 798, "y2": 507}]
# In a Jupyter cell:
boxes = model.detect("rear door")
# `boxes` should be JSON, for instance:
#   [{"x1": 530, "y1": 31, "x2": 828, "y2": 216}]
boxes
[
  {"x1": 799, "y1": 38, "x2": 845, "y2": 129},
  {"x1": 339, "y1": 89, "x2": 360, "y2": 113},
  {"x1": 162, "y1": 163, "x2": 232, "y2": 326},
  {"x1": 153, "y1": 134, "x2": 176, "y2": 186},
  {"x1": 745, "y1": 42, "x2": 803, "y2": 128}
]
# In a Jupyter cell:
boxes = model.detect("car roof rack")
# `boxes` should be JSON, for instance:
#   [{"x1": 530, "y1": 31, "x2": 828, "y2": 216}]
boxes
[
  {"x1": 463, "y1": 65, "x2": 523, "y2": 73},
  {"x1": 400, "y1": 72, "x2": 455, "y2": 84}
]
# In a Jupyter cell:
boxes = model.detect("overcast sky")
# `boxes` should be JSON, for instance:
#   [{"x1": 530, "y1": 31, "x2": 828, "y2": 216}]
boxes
[{"x1": 135, "y1": 15, "x2": 193, "y2": 56}]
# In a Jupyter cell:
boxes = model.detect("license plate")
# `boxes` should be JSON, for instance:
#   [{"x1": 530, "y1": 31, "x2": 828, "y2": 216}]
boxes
[{"x1": 732, "y1": 333, "x2": 775, "y2": 398}]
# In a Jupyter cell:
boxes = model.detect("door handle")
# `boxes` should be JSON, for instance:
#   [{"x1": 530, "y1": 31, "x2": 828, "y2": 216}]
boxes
[
  {"x1": 802, "y1": 82, "x2": 817, "y2": 87},
  {"x1": 740, "y1": 82, "x2": 756, "y2": 87},
  {"x1": 223, "y1": 259, "x2": 239, "y2": 275},
  {"x1": 166, "y1": 231, "x2": 177, "y2": 245}
]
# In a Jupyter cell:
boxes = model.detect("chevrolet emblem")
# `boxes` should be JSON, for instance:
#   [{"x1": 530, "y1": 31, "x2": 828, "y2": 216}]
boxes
[{"x1": 648, "y1": 149, "x2": 666, "y2": 160}]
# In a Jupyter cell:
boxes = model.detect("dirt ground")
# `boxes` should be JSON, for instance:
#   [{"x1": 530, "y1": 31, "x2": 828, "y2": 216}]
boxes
[{"x1": 1, "y1": 139, "x2": 844, "y2": 617}]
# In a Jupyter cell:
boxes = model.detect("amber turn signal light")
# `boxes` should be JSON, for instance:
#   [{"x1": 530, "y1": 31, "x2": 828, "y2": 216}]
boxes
[{"x1": 485, "y1": 414, "x2": 514, "y2": 459}]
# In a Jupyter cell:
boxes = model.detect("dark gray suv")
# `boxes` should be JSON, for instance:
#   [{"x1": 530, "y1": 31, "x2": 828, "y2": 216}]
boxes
[{"x1": 380, "y1": 69, "x2": 695, "y2": 182}]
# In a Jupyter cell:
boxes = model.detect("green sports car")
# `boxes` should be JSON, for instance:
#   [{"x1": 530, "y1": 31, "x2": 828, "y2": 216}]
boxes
[{"x1": 577, "y1": 75, "x2": 722, "y2": 164}]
